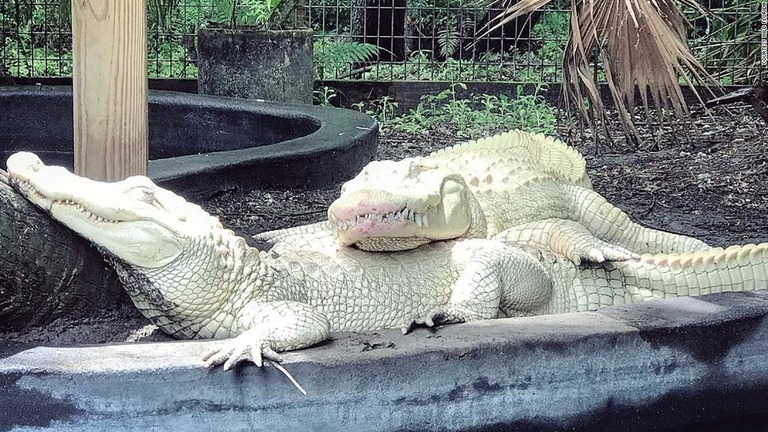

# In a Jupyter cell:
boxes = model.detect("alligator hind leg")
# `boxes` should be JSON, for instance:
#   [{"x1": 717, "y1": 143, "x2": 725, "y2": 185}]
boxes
[
  {"x1": 492, "y1": 219, "x2": 638, "y2": 264},
  {"x1": 565, "y1": 185, "x2": 710, "y2": 254}
]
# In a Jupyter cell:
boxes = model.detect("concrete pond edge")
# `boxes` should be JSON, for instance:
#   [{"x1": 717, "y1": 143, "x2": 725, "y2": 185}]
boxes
[
  {"x1": 0, "y1": 85, "x2": 379, "y2": 198},
  {"x1": 3, "y1": 290, "x2": 768, "y2": 431}
]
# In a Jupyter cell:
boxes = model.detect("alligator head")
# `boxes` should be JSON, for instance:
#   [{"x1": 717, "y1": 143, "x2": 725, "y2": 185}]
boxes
[
  {"x1": 328, "y1": 157, "x2": 484, "y2": 251},
  {"x1": 6, "y1": 152, "x2": 218, "y2": 269}
]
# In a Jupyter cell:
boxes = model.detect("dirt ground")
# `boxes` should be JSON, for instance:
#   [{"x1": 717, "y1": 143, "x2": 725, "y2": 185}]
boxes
[{"x1": 2, "y1": 104, "x2": 766, "y2": 345}]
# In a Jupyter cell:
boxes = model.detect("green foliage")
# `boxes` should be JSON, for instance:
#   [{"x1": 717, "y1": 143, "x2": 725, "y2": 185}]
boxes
[
  {"x1": 3, "y1": 0, "x2": 764, "y2": 85},
  {"x1": 210, "y1": 0, "x2": 305, "y2": 29},
  {"x1": 1, "y1": 1, "x2": 72, "y2": 77},
  {"x1": 530, "y1": 11, "x2": 568, "y2": 62},
  {"x1": 354, "y1": 83, "x2": 557, "y2": 138},
  {"x1": 3, "y1": 37, "x2": 73, "y2": 77},
  {"x1": 149, "y1": 41, "x2": 198, "y2": 78},
  {"x1": 148, "y1": 0, "x2": 207, "y2": 33},
  {"x1": 145, "y1": 0, "x2": 204, "y2": 78},
  {"x1": 364, "y1": 51, "x2": 511, "y2": 81},
  {"x1": 406, "y1": 0, "x2": 489, "y2": 60},
  {"x1": 148, "y1": 0, "x2": 183, "y2": 32},
  {"x1": 308, "y1": 0, "x2": 350, "y2": 33},
  {"x1": 688, "y1": 0, "x2": 764, "y2": 85},
  {"x1": 213, "y1": 0, "x2": 280, "y2": 28},
  {"x1": 363, "y1": 12, "x2": 572, "y2": 83},
  {"x1": 313, "y1": 38, "x2": 379, "y2": 79}
]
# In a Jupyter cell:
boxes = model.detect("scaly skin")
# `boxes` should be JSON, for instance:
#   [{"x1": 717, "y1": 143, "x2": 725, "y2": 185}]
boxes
[
  {"x1": 7, "y1": 152, "x2": 767, "y2": 371},
  {"x1": 324, "y1": 130, "x2": 708, "y2": 260}
]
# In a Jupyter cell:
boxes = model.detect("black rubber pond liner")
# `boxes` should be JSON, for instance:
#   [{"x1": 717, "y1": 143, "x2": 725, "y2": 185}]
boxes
[{"x1": 0, "y1": 85, "x2": 378, "y2": 198}]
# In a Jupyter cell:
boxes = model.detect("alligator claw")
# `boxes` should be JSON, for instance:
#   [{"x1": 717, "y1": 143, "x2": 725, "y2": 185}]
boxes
[
  {"x1": 203, "y1": 337, "x2": 283, "y2": 370},
  {"x1": 401, "y1": 308, "x2": 451, "y2": 334},
  {"x1": 569, "y1": 243, "x2": 639, "y2": 265}
]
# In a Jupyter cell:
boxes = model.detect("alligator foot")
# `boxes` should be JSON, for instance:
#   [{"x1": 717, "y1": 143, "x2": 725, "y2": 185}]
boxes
[
  {"x1": 493, "y1": 219, "x2": 640, "y2": 265},
  {"x1": 401, "y1": 307, "x2": 466, "y2": 334},
  {"x1": 203, "y1": 329, "x2": 284, "y2": 371},
  {"x1": 568, "y1": 240, "x2": 639, "y2": 265}
]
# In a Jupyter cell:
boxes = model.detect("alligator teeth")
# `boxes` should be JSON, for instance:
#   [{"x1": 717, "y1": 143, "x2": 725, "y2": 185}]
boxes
[{"x1": 332, "y1": 207, "x2": 432, "y2": 231}]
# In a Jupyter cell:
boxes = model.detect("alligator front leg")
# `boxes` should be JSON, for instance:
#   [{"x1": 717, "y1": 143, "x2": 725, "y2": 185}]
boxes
[
  {"x1": 492, "y1": 219, "x2": 639, "y2": 264},
  {"x1": 203, "y1": 300, "x2": 331, "y2": 370},
  {"x1": 402, "y1": 244, "x2": 553, "y2": 333}
]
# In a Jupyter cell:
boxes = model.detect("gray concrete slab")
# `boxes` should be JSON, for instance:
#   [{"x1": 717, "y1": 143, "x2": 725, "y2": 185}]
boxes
[{"x1": 3, "y1": 292, "x2": 768, "y2": 431}]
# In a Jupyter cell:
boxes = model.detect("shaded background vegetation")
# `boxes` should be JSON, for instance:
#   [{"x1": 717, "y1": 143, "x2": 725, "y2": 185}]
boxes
[
  {"x1": 1, "y1": 0, "x2": 764, "y2": 83},
  {"x1": 1, "y1": 0, "x2": 766, "y2": 151}
]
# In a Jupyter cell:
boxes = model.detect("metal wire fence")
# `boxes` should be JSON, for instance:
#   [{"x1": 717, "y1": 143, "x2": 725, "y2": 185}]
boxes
[{"x1": 0, "y1": 0, "x2": 766, "y2": 84}]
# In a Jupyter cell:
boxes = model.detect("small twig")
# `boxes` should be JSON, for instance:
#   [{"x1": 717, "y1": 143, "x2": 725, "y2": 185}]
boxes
[
  {"x1": 637, "y1": 194, "x2": 657, "y2": 218},
  {"x1": 335, "y1": 65, "x2": 374, "y2": 80},
  {"x1": 267, "y1": 360, "x2": 307, "y2": 395}
]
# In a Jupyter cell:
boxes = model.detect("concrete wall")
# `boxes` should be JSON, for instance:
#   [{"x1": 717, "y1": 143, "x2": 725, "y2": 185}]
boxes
[{"x1": 3, "y1": 291, "x2": 768, "y2": 431}]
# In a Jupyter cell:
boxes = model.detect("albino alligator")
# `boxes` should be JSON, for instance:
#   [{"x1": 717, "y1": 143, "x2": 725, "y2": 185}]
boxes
[
  {"x1": 7, "y1": 151, "x2": 768, "y2": 371},
  {"x1": 322, "y1": 130, "x2": 708, "y2": 261}
]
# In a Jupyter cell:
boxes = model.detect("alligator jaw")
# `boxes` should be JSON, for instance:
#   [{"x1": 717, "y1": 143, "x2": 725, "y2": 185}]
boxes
[{"x1": 6, "y1": 152, "x2": 185, "y2": 268}]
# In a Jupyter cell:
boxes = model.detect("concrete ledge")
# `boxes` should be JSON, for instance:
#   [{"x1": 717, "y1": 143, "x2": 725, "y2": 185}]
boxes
[{"x1": 3, "y1": 291, "x2": 768, "y2": 431}]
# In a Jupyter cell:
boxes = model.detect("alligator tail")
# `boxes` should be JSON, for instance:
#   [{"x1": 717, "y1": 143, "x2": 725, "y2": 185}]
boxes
[{"x1": 573, "y1": 243, "x2": 768, "y2": 311}]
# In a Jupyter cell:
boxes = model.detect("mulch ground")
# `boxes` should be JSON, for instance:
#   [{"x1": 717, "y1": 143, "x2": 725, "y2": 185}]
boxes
[{"x1": 3, "y1": 103, "x2": 766, "y2": 344}]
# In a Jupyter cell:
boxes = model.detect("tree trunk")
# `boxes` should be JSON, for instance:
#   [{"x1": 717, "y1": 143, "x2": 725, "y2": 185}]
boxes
[{"x1": 0, "y1": 170, "x2": 129, "y2": 332}]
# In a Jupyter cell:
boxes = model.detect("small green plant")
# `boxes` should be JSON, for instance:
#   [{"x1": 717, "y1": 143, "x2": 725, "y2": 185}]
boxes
[
  {"x1": 313, "y1": 86, "x2": 339, "y2": 105},
  {"x1": 351, "y1": 95, "x2": 400, "y2": 124}
]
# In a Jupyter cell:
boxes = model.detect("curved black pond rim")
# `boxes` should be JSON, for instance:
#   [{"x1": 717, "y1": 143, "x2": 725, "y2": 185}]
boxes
[{"x1": 0, "y1": 85, "x2": 378, "y2": 198}]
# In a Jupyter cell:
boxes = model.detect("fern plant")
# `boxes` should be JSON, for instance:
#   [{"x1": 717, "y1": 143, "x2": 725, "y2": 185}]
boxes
[
  {"x1": 314, "y1": 39, "x2": 379, "y2": 79},
  {"x1": 437, "y1": 29, "x2": 461, "y2": 58}
]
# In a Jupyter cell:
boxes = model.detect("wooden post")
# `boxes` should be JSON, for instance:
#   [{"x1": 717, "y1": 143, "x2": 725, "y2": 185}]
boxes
[{"x1": 71, "y1": 0, "x2": 148, "y2": 181}]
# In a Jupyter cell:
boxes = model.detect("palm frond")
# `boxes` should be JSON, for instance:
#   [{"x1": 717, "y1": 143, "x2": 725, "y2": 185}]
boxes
[{"x1": 483, "y1": 0, "x2": 722, "y2": 149}]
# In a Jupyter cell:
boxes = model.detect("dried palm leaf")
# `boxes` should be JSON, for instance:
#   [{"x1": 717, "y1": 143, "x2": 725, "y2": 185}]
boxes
[{"x1": 483, "y1": 0, "x2": 721, "y2": 149}]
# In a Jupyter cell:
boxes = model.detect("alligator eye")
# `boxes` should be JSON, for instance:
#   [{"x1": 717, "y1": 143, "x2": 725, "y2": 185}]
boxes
[
  {"x1": 136, "y1": 187, "x2": 155, "y2": 203},
  {"x1": 129, "y1": 186, "x2": 166, "y2": 210},
  {"x1": 408, "y1": 161, "x2": 422, "y2": 178},
  {"x1": 418, "y1": 161, "x2": 438, "y2": 170}
]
